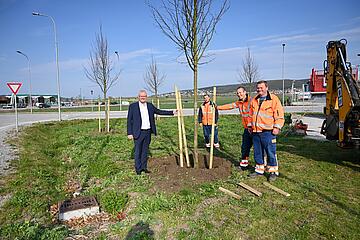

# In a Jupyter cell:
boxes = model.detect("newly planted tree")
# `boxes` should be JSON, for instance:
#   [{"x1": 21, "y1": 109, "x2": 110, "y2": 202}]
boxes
[
  {"x1": 84, "y1": 26, "x2": 121, "y2": 132},
  {"x1": 149, "y1": 0, "x2": 229, "y2": 167}
]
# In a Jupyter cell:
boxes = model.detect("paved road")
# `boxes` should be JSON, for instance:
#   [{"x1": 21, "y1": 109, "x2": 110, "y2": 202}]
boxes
[{"x1": 0, "y1": 104, "x2": 324, "y2": 131}]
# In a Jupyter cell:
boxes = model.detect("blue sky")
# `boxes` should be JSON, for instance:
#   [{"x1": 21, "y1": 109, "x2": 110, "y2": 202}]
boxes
[{"x1": 0, "y1": 0, "x2": 360, "y2": 98}]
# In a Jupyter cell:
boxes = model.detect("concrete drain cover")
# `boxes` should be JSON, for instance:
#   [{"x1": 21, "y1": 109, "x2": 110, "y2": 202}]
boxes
[{"x1": 58, "y1": 196, "x2": 99, "y2": 221}]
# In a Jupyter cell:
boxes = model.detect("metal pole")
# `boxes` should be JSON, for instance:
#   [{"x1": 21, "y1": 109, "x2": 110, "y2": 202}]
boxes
[
  {"x1": 32, "y1": 12, "x2": 61, "y2": 121},
  {"x1": 14, "y1": 94, "x2": 18, "y2": 132},
  {"x1": 16, "y1": 51, "x2": 33, "y2": 114},
  {"x1": 282, "y1": 43, "x2": 285, "y2": 106}
]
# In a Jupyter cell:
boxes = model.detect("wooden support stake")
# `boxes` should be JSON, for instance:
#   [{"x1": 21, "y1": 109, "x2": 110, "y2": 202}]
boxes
[
  {"x1": 209, "y1": 86, "x2": 217, "y2": 169},
  {"x1": 175, "y1": 86, "x2": 184, "y2": 167},
  {"x1": 107, "y1": 98, "x2": 110, "y2": 132},
  {"x1": 263, "y1": 182, "x2": 290, "y2": 197},
  {"x1": 219, "y1": 187, "x2": 241, "y2": 200},
  {"x1": 237, "y1": 182, "x2": 262, "y2": 197},
  {"x1": 178, "y1": 91, "x2": 190, "y2": 167},
  {"x1": 98, "y1": 101, "x2": 101, "y2": 132}
]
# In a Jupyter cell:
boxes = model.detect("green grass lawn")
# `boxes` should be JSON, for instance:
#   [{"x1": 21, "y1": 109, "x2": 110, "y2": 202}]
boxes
[{"x1": 0, "y1": 115, "x2": 359, "y2": 239}]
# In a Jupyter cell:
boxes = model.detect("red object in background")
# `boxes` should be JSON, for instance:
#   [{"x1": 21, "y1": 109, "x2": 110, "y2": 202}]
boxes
[
  {"x1": 310, "y1": 67, "x2": 359, "y2": 94},
  {"x1": 310, "y1": 69, "x2": 326, "y2": 93}
]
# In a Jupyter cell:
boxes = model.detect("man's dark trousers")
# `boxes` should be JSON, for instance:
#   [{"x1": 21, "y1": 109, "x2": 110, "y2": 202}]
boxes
[
  {"x1": 241, "y1": 129, "x2": 253, "y2": 159},
  {"x1": 134, "y1": 129, "x2": 151, "y2": 174}
]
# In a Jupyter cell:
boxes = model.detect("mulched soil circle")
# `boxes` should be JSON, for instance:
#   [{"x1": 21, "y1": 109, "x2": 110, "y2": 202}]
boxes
[{"x1": 147, "y1": 154, "x2": 232, "y2": 193}]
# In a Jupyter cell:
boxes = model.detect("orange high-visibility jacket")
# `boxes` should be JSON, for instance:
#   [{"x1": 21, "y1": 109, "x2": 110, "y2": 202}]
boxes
[
  {"x1": 217, "y1": 94, "x2": 251, "y2": 128},
  {"x1": 198, "y1": 101, "x2": 219, "y2": 125},
  {"x1": 248, "y1": 92, "x2": 284, "y2": 132}
]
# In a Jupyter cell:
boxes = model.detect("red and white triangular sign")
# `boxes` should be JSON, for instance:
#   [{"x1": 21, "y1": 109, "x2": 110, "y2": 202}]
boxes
[{"x1": 7, "y1": 82, "x2": 22, "y2": 95}]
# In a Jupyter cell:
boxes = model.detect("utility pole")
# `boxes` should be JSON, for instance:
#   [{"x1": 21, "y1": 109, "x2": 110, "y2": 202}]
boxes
[{"x1": 282, "y1": 43, "x2": 286, "y2": 106}]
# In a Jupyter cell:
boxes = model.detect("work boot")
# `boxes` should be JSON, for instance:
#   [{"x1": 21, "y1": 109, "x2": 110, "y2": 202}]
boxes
[
  {"x1": 268, "y1": 173, "x2": 277, "y2": 182},
  {"x1": 248, "y1": 172, "x2": 263, "y2": 178},
  {"x1": 239, "y1": 158, "x2": 249, "y2": 168}
]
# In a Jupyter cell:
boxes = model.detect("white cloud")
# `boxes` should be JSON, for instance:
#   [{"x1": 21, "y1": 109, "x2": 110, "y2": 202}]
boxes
[
  {"x1": 117, "y1": 48, "x2": 156, "y2": 61},
  {"x1": 250, "y1": 27, "x2": 360, "y2": 44},
  {"x1": 334, "y1": 16, "x2": 360, "y2": 28},
  {"x1": 250, "y1": 28, "x2": 317, "y2": 42},
  {"x1": 207, "y1": 46, "x2": 247, "y2": 54}
]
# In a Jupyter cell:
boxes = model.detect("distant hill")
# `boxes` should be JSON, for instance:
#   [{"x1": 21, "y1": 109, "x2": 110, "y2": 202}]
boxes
[{"x1": 161, "y1": 79, "x2": 309, "y2": 96}]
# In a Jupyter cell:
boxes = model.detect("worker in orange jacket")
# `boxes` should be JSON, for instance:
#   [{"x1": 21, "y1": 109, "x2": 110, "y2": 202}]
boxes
[
  {"x1": 248, "y1": 81, "x2": 284, "y2": 181},
  {"x1": 198, "y1": 94, "x2": 219, "y2": 148},
  {"x1": 217, "y1": 86, "x2": 252, "y2": 169}
]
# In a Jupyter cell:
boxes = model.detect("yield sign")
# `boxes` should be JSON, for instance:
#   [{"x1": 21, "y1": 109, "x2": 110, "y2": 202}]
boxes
[{"x1": 7, "y1": 82, "x2": 22, "y2": 95}]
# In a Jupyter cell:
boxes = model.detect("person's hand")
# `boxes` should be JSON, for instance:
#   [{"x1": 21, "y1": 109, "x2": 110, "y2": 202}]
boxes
[
  {"x1": 173, "y1": 109, "x2": 178, "y2": 115},
  {"x1": 272, "y1": 128, "x2": 280, "y2": 135},
  {"x1": 199, "y1": 123, "x2": 203, "y2": 127},
  {"x1": 127, "y1": 135, "x2": 133, "y2": 140},
  {"x1": 247, "y1": 127, "x2": 253, "y2": 134}
]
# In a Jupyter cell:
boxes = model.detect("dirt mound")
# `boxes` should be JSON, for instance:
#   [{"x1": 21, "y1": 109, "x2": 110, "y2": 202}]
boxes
[{"x1": 148, "y1": 154, "x2": 232, "y2": 193}]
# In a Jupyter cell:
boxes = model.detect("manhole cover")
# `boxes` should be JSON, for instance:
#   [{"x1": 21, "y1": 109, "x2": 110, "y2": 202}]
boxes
[{"x1": 58, "y1": 196, "x2": 99, "y2": 221}]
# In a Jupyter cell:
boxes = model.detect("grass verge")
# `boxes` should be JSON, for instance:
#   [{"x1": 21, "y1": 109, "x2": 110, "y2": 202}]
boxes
[{"x1": 0, "y1": 115, "x2": 359, "y2": 239}]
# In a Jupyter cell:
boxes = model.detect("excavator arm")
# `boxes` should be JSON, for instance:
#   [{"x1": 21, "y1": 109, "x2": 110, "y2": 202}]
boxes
[{"x1": 320, "y1": 39, "x2": 360, "y2": 148}]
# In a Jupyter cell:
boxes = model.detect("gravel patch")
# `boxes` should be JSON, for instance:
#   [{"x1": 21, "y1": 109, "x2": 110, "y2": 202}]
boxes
[
  {"x1": 0, "y1": 127, "x2": 18, "y2": 177},
  {"x1": 0, "y1": 127, "x2": 19, "y2": 208}
]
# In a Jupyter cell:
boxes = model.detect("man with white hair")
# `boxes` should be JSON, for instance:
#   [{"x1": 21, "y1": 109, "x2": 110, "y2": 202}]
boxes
[{"x1": 127, "y1": 90, "x2": 177, "y2": 175}]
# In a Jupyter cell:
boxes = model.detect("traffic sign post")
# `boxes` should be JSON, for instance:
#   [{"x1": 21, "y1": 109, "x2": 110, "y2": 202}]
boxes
[{"x1": 7, "y1": 82, "x2": 22, "y2": 132}]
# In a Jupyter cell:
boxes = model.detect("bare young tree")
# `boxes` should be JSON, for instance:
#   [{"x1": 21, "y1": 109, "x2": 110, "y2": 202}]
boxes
[
  {"x1": 238, "y1": 48, "x2": 259, "y2": 94},
  {"x1": 144, "y1": 56, "x2": 165, "y2": 109},
  {"x1": 148, "y1": 0, "x2": 229, "y2": 167},
  {"x1": 84, "y1": 26, "x2": 121, "y2": 131}
]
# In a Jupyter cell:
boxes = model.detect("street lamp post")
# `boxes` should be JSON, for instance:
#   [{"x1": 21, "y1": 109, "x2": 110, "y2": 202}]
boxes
[
  {"x1": 32, "y1": 11, "x2": 61, "y2": 121},
  {"x1": 282, "y1": 43, "x2": 286, "y2": 106},
  {"x1": 16, "y1": 50, "x2": 33, "y2": 113}
]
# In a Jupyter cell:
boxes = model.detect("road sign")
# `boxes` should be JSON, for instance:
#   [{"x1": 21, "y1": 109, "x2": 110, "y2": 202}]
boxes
[
  {"x1": 7, "y1": 82, "x2": 22, "y2": 95},
  {"x1": 6, "y1": 82, "x2": 22, "y2": 132}
]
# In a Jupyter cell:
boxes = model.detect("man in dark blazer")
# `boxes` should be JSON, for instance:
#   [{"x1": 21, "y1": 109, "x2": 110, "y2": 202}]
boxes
[{"x1": 127, "y1": 90, "x2": 177, "y2": 175}]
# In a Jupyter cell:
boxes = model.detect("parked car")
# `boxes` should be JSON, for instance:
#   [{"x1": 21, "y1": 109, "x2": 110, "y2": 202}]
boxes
[
  {"x1": 297, "y1": 92, "x2": 312, "y2": 101},
  {"x1": 36, "y1": 103, "x2": 51, "y2": 108},
  {"x1": 2, "y1": 104, "x2": 13, "y2": 109}
]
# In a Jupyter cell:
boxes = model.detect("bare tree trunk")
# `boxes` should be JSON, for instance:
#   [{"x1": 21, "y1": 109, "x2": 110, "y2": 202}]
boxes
[
  {"x1": 193, "y1": 65, "x2": 198, "y2": 167},
  {"x1": 193, "y1": 0, "x2": 199, "y2": 168}
]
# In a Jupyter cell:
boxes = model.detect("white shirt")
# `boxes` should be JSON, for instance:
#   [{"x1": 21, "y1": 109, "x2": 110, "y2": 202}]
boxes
[{"x1": 139, "y1": 101, "x2": 151, "y2": 130}]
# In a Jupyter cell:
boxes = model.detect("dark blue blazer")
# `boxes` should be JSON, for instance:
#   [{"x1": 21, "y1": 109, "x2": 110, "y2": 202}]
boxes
[{"x1": 127, "y1": 102, "x2": 173, "y2": 139}]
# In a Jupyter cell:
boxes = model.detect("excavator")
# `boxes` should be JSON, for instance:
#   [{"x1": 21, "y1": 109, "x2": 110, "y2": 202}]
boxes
[{"x1": 320, "y1": 39, "x2": 360, "y2": 148}]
